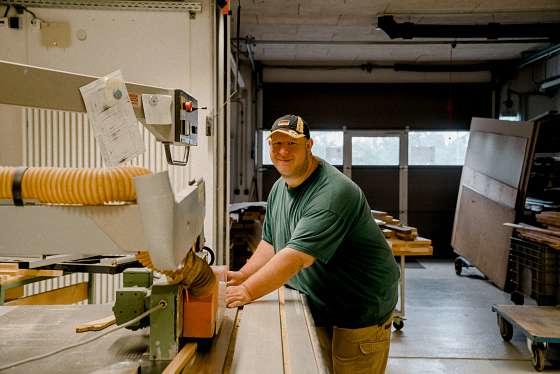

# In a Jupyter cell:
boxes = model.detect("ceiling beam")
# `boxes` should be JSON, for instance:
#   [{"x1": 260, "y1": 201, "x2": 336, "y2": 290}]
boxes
[
  {"x1": 377, "y1": 15, "x2": 560, "y2": 40},
  {"x1": 238, "y1": 38, "x2": 550, "y2": 46}
]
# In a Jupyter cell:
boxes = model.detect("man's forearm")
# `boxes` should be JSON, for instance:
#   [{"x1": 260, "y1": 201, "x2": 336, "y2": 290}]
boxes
[
  {"x1": 242, "y1": 248, "x2": 306, "y2": 301},
  {"x1": 239, "y1": 240, "x2": 275, "y2": 277}
]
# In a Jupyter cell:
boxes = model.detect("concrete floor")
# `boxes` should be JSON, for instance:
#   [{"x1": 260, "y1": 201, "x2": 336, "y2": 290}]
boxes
[{"x1": 387, "y1": 259, "x2": 560, "y2": 374}]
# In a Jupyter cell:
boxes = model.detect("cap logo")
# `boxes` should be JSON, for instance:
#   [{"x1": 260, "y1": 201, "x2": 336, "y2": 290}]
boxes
[
  {"x1": 296, "y1": 117, "x2": 304, "y2": 134},
  {"x1": 278, "y1": 120, "x2": 290, "y2": 128}
]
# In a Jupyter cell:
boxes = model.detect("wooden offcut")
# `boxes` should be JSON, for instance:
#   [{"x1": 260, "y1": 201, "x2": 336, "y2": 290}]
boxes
[
  {"x1": 536, "y1": 211, "x2": 560, "y2": 229},
  {"x1": 75, "y1": 315, "x2": 116, "y2": 333}
]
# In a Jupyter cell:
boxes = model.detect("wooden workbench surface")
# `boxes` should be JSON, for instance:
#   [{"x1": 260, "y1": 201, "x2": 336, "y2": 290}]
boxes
[{"x1": 388, "y1": 237, "x2": 433, "y2": 256}]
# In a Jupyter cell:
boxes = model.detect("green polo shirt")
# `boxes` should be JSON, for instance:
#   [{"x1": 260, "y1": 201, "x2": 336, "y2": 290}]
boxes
[{"x1": 263, "y1": 158, "x2": 399, "y2": 328}]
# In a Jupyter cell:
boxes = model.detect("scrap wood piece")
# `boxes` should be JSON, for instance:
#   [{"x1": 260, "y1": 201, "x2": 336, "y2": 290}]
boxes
[
  {"x1": 504, "y1": 223, "x2": 560, "y2": 237},
  {"x1": 75, "y1": 315, "x2": 116, "y2": 333},
  {"x1": 516, "y1": 231, "x2": 560, "y2": 250},
  {"x1": 371, "y1": 210, "x2": 388, "y2": 219},
  {"x1": 536, "y1": 212, "x2": 560, "y2": 228},
  {"x1": 163, "y1": 342, "x2": 197, "y2": 374},
  {"x1": 382, "y1": 229, "x2": 395, "y2": 239}
]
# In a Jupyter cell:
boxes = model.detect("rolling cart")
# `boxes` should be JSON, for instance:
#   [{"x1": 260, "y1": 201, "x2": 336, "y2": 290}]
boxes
[
  {"x1": 492, "y1": 304, "x2": 560, "y2": 371},
  {"x1": 389, "y1": 238, "x2": 433, "y2": 331}
]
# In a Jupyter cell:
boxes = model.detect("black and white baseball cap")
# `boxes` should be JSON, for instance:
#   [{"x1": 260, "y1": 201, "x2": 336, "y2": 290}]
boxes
[{"x1": 269, "y1": 114, "x2": 310, "y2": 139}]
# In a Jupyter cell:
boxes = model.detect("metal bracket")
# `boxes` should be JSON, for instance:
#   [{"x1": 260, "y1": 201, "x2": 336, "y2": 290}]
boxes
[{"x1": 164, "y1": 143, "x2": 190, "y2": 166}]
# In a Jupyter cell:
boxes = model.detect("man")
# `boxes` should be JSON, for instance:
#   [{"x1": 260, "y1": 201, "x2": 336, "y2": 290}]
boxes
[{"x1": 226, "y1": 114, "x2": 400, "y2": 373}]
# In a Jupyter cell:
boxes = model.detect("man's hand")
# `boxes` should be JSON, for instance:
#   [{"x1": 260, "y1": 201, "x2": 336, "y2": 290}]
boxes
[
  {"x1": 227, "y1": 270, "x2": 247, "y2": 286},
  {"x1": 226, "y1": 284, "x2": 252, "y2": 308}
]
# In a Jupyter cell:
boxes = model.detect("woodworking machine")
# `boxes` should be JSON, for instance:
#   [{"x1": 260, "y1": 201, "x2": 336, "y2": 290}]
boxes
[{"x1": 0, "y1": 60, "x2": 225, "y2": 365}]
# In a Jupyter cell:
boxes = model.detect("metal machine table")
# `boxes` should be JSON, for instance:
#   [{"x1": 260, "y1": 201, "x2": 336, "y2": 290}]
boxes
[{"x1": 492, "y1": 304, "x2": 560, "y2": 371}]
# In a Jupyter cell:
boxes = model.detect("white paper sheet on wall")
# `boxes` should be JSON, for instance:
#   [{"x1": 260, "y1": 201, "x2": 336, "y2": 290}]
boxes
[{"x1": 79, "y1": 70, "x2": 145, "y2": 166}]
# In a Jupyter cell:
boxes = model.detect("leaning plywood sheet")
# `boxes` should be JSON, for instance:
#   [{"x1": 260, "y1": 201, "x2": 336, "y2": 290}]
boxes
[
  {"x1": 453, "y1": 187, "x2": 514, "y2": 288},
  {"x1": 452, "y1": 117, "x2": 535, "y2": 289}
]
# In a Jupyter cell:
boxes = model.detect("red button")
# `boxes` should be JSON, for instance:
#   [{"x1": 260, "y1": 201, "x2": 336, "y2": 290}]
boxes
[{"x1": 183, "y1": 101, "x2": 193, "y2": 111}]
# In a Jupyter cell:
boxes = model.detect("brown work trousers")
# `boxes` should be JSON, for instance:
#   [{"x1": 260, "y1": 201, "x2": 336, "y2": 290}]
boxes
[{"x1": 316, "y1": 317, "x2": 392, "y2": 374}]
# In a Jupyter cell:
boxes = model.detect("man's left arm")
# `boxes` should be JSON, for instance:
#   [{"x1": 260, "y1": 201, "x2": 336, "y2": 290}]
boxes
[{"x1": 226, "y1": 247, "x2": 315, "y2": 308}]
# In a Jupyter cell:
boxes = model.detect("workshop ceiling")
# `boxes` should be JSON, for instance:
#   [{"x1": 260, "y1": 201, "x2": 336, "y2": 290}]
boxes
[{"x1": 237, "y1": 0, "x2": 560, "y2": 66}]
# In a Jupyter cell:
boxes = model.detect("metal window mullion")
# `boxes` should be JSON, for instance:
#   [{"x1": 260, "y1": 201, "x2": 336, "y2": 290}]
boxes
[
  {"x1": 342, "y1": 126, "x2": 351, "y2": 178},
  {"x1": 399, "y1": 128, "x2": 409, "y2": 225}
]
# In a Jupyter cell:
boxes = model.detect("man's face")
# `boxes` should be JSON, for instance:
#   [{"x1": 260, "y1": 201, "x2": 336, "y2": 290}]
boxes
[{"x1": 268, "y1": 132, "x2": 313, "y2": 179}]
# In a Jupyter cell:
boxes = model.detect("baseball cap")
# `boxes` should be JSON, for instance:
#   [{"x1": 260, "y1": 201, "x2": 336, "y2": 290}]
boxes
[{"x1": 269, "y1": 114, "x2": 310, "y2": 139}]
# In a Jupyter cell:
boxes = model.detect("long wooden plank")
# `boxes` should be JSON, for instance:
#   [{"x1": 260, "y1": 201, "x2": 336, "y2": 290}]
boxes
[
  {"x1": 278, "y1": 288, "x2": 291, "y2": 374},
  {"x1": 504, "y1": 222, "x2": 560, "y2": 237},
  {"x1": 163, "y1": 343, "x2": 197, "y2": 374},
  {"x1": 186, "y1": 307, "x2": 238, "y2": 374},
  {"x1": 5, "y1": 282, "x2": 88, "y2": 305},
  {"x1": 283, "y1": 288, "x2": 320, "y2": 374},
  {"x1": 299, "y1": 293, "x2": 330, "y2": 374},
  {"x1": 230, "y1": 291, "x2": 283, "y2": 373}
]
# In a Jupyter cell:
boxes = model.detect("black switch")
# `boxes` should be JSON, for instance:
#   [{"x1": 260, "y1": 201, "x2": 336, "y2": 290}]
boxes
[
  {"x1": 191, "y1": 125, "x2": 197, "y2": 134},
  {"x1": 8, "y1": 17, "x2": 21, "y2": 29}
]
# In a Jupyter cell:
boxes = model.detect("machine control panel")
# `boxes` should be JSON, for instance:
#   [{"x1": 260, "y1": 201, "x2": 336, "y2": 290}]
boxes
[{"x1": 175, "y1": 89, "x2": 198, "y2": 146}]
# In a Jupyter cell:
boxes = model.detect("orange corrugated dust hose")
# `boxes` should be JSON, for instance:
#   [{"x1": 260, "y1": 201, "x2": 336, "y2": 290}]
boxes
[{"x1": 0, "y1": 166, "x2": 151, "y2": 204}]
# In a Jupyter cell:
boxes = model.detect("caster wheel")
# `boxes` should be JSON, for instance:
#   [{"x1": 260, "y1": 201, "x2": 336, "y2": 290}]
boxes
[
  {"x1": 393, "y1": 319, "x2": 404, "y2": 331},
  {"x1": 497, "y1": 315, "x2": 513, "y2": 342},
  {"x1": 454, "y1": 258, "x2": 463, "y2": 276},
  {"x1": 531, "y1": 342, "x2": 546, "y2": 372},
  {"x1": 511, "y1": 291, "x2": 524, "y2": 305}
]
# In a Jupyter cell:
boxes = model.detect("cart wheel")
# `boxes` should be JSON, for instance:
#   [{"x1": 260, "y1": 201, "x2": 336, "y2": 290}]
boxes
[
  {"x1": 497, "y1": 315, "x2": 513, "y2": 342},
  {"x1": 454, "y1": 258, "x2": 463, "y2": 276},
  {"x1": 531, "y1": 342, "x2": 546, "y2": 372},
  {"x1": 511, "y1": 291, "x2": 524, "y2": 305},
  {"x1": 393, "y1": 319, "x2": 404, "y2": 331}
]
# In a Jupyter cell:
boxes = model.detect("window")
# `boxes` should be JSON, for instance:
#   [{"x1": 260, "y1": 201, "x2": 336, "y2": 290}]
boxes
[
  {"x1": 261, "y1": 130, "x2": 343, "y2": 165},
  {"x1": 408, "y1": 131, "x2": 469, "y2": 165},
  {"x1": 499, "y1": 114, "x2": 522, "y2": 121},
  {"x1": 352, "y1": 137, "x2": 399, "y2": 165}
]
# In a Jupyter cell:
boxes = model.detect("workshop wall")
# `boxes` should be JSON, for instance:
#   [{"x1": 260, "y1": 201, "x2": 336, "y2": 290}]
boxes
[
  {"x1": 0, "y1": 3, "x2": 219, "y2": 249},
  {"x1": 263, "y1": 83, "x2": 492, "y2": 130}
]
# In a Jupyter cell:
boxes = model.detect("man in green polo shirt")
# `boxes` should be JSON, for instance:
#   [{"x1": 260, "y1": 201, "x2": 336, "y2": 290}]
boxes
[{"x1": 226, "y1": 114, "x2": 400, "y2": 373}]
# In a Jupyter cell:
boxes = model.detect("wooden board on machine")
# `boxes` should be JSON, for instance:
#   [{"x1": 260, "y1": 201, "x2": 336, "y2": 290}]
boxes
[{"x1": 372, "y1": 210, "x2": 417, "y2": 241}]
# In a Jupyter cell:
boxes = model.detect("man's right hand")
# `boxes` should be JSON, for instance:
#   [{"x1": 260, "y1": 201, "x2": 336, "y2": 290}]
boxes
[{"x1": 227, "y1": 270, "x2": 248, "y2": 286}]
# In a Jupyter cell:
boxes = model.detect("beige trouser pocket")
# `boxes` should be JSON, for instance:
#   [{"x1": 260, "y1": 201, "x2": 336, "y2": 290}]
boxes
[{"x1": 332, "y1": 319, "x2": 392, "y2": 374}]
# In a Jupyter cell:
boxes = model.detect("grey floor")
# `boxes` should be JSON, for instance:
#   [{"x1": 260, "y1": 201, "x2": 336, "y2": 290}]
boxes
[{"x1": 387, "y1": 259, "x2": 560, "y2": 374}]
